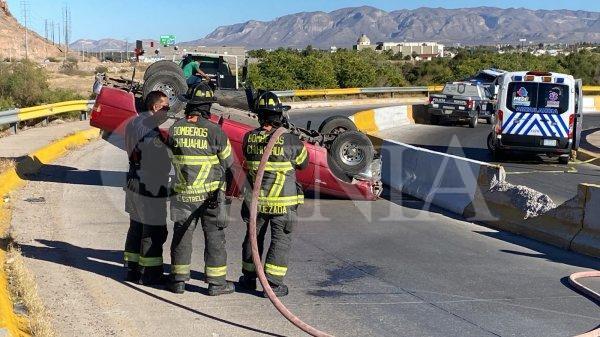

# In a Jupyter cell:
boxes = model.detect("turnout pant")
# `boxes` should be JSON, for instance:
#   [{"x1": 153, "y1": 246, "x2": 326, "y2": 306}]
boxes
[
  {"x1": 170, "y1": 198, "x2": 230, "y2": 285},
  {"x1": 124, "y1": 189, "x2": 168, "y2": 276},
  {"x1": 241, "y1": 203, "x2": 297, "y2": 286}
]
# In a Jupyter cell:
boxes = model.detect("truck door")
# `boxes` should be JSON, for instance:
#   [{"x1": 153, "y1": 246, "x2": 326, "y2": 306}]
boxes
[{"x1": 574, "y1": 79, "x2": 584, "y2": 150}]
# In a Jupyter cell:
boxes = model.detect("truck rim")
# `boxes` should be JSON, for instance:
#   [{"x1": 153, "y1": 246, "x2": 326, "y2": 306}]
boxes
[{"x1": 340, "y1": 141, "x2": 364, "y2": 166}]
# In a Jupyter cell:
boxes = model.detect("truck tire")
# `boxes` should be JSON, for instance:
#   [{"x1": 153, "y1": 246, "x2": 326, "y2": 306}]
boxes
[
  {"x1": 558, "y1": 154, "x2": 570, "y2": 165},
  {"x1": 142, "y1": 70, "x2": 187, "y2": 114},
  {"x1": 469, "y1": 115, "x2": 478, "y2": 128},
  {"x1": 487, "y1": 132, "x2": 503, "y2": 161},
  {"x1": 143, "y1": 60, "x2": 184, "y2": 81},
  {"x1": 328, "y1": 131, "x2": 374, "y2": 176},
  {"x1": 486, "y1": 114, "x2": 495, "y2": 124},
  {"x1": 318, "y1": 116, "x2": 357, "y2": 134},
  {"x1": 430, "y1": 115, "x2": 440, "y2": 125}
]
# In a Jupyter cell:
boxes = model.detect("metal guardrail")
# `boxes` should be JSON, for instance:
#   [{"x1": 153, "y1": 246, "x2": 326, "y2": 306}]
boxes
[
  {"x1": 273, "y1": 86, "x2": 442, "y2": 98},
  {"x1": 0, "y1": 100, "x2": 94, "y2": 133},
  {"x1": 275, "y1": 85, "x2": 599, "y2": 98}
]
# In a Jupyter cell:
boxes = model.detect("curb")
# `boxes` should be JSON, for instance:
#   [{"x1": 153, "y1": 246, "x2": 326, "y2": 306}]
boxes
[
  {"x1": 577, "y1": 148, "x2": 600, "y2": 167},
  {"x1": 0, "y1": 128, "x2": 100, "y2": 336}
]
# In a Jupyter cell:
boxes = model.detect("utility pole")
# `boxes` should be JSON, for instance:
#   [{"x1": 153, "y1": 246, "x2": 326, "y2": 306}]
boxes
[
  {"x1": 20, "y1": 1, "x2": 29, "y2": 59},
  {"x1": 51, "y1": 21, "x2": 54, "y2": 44},
  {"x1": 44, "y1": 19, "x2": 48, "y2": 40}
]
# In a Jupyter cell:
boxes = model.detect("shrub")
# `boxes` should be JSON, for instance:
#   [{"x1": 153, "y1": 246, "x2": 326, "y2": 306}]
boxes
[
  {"x1": 59, "y1": 61, "x2": 91, "y2": 76},
  {"x1": 95, "y1": 66, "x2": 109, "y2": 74},
  {"x1": 0, "y1": 61, "x2": 82, "y2": 108},
  {"x1": 0, "y1": 96, "x2": 15, "y2": 110}
]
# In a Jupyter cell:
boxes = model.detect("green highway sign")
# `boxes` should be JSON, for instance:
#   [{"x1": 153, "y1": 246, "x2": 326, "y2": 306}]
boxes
[{"x1": 160, "y1": 35, "x2": 176, "y2": 46}]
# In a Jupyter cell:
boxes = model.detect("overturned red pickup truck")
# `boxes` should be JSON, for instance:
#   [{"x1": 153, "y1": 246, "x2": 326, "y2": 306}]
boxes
[{"x1": 90, "y1": 62, "x2": 382, "y2": 200}]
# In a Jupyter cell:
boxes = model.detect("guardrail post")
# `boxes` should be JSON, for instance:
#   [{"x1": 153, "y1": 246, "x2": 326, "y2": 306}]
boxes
[
  {"x1": 10, "y1": 122, "x2": 17, "y2": 134},
  {"x1": 80, "y1": 110, "x2": 88, "y2": 121},
  {"x1": 42, "y1": 117, "x2": 49, "y2": 127}
]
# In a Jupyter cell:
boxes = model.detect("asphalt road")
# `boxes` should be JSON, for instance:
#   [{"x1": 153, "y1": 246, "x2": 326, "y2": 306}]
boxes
[
  {"x1": 378, "y1": 114, "x2": 600, "y2": 204},
  {"x1": 10, "y1": 124, "x2": 600, "y2": 337}
]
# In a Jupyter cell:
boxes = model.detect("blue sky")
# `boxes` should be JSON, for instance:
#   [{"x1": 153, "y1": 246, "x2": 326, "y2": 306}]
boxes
[{"x1": 6, "y1": 0, "x2": 600, "y2": 42}]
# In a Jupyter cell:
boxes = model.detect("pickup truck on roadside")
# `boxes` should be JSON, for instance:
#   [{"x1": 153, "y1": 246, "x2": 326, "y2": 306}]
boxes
[{"x1": 428, "y1": 82, "x2": 496, "y2": 128}]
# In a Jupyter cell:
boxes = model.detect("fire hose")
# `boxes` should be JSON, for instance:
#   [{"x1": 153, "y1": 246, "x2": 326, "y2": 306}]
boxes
[
  {"x1": 248, "y1": 128, "x2": 598, "y2": 337},
  {"x1": 249, "y1": 127, "x2": 334, "y2": 337},
  {"x1": 569, "y1": 271, "x2": 600, "y2": 337}
]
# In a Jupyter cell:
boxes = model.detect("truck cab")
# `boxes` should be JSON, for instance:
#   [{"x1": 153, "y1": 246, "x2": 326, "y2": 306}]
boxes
[
  {"x1": 181, "y1": 53, "x2": 241, "y2": 90},
  {"x1": 487, "y1": 71, "x2": 583, "y2": 164},
  {"x1": 428, "y1": 82, "x2": 495, "y2": 127}
]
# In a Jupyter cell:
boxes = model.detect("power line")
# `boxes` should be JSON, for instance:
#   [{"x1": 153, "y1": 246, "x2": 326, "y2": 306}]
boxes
[{"x1": 20, "y1": 1, "x2": 29, "y2": 59}]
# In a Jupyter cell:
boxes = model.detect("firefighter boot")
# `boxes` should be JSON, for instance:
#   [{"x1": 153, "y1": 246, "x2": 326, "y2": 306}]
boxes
[
  {"x1": 125, "y1": 266, "x2": 141, "y2": 283},
  {"x1": 263, "y1": 282, "x2": 288, "y2": 298},
  {"x1": 139, "y1": 268, "x2": 165, "y2": 286},
  {"x1": 166, "y1": 280, "x2": 186, "y2": 294},
  {"x1": 238, "y1": 275, "x2": 257, "y2": 291},
  {"x1": 208, "y1": 281, "x2": 235, "y2": 296}
]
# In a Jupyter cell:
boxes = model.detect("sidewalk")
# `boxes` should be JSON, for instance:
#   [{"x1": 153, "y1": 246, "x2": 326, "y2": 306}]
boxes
[
  {"x1": 581, "y1": 129, "x2": 599, "y2": 154},
  {"x1": 0, "y1": 121, "x2": 91, "y2": 159}
]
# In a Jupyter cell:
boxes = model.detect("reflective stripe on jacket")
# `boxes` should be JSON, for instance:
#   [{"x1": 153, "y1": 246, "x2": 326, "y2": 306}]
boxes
[
  {"x1": 242, "y1": 128, "x2": 309, "y2": 214},
  {"x1": 168, "y1": 117, "x2": 233, "y2": 203}
]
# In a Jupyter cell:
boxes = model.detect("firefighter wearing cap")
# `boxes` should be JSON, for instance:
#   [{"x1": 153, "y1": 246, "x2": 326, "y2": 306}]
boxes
[
  {"x1": 166, "y1": 83, "x2": 235, "y2": 295},
  {"x1": 238, "y1": 91, "x2": 309, "y2": 297}
]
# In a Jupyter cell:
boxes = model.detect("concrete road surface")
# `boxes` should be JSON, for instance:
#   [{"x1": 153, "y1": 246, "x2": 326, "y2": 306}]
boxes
[{"x1": 10, "y1": 136, "x2": 600, "y2": 337}]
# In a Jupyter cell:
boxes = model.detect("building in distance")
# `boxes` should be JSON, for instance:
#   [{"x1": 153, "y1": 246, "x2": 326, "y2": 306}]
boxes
[{"x1": 353, "y1": 34, "x2": 444, "y2": 60}]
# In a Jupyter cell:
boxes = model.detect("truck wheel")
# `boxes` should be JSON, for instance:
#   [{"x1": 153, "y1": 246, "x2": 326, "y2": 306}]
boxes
[
  {"x1": 318, "y1": 116, "x2": 357, "y2": 134},
  {"x1": 143, "y1": 60, "x2": 184, "y2": 81},
  {"x1": 469, "y1": 116, "x2": 478, "y2": 128},
  {"x1": 486, "y1": 114, "x2": 495, "y2": 124},
  {"x1": 558, "y1": 154, "x2": 570, "y2": 165},
  {"x1": 142, "y1": 70, "x2": 187, "y2": 114},
  {"x1": 329, "y1": 131, "x2": 374, "y2": 176},
  {"x1": 430, "y1": 115, "x2": 440, "y2": 125},
  {"x1": 487, "y1": 132, "x2": 502, "y2": 160}
]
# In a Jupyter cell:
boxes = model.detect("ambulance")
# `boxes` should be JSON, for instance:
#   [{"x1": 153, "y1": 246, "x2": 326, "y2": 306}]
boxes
[{"x1": 487, "y1": 71, "x2": 583, "y2": 164}]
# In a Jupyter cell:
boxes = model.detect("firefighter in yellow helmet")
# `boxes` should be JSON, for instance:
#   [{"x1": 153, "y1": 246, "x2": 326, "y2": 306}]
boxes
[
  {"x1": 238, "y1": 91, "x2": 309, "y2": 297},
  {"x1": 165, "y1": 83, "x2": 235, "y2": 295}
]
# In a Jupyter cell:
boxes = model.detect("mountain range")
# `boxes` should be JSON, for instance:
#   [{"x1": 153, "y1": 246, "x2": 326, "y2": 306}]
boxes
[{"x1": 71, "y1": 6, "x2": 600, "y2": 51}]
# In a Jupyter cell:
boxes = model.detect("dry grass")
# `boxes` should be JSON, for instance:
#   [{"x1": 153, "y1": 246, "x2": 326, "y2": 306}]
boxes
[
  {"x1": 0, "y1": 157, "x2": 15, "y2": 173},
  {"x1": 47, "y1": 72, "x2": 95, "y2": 98},
  {"x1": 4, "y1": 240, "x2": 56, "y2": 337}
]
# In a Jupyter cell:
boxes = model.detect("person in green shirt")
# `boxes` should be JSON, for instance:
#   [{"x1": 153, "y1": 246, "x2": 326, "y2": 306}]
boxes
[{"x1": 181, "y1": 55, "x2": 211, "y2": 85}]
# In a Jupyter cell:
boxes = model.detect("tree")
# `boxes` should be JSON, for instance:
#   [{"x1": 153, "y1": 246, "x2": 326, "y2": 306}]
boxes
[
  {"x1": 297, "y1": 53, "x2": 337, "y2": 89},
  {"x1": 332, "y1": 50, "x2": 377, "y2": 88}
]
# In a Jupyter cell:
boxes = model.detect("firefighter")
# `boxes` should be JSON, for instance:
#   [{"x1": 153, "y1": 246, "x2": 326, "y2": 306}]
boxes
[
  {"x1": 238, "y1": 91, "x2": 309, "y2": 297},
  {"x1": 166, "y1": 82, "x2": 235, "y2": 295},
  {"x1": 123, "y1": 91, "x2": 171, "y2": 285}
]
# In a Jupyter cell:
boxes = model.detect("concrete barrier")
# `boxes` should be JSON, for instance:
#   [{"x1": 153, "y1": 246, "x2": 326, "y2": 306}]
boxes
[
  {"x1": 349, "y1": 105, "x2": 417, "y2": 133},
  {"x1": 583, "y1": 95, "x2": 600, "y2": 112},
  {"x1": 380, "y1": 139, "x2": 505, "y2": 216},
  {"x1": 571, "y1": 184, "x2": 600, "y2": 257},
  {"x1": 474, "y1": 182, "x2": 581, "y2": 250}
]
